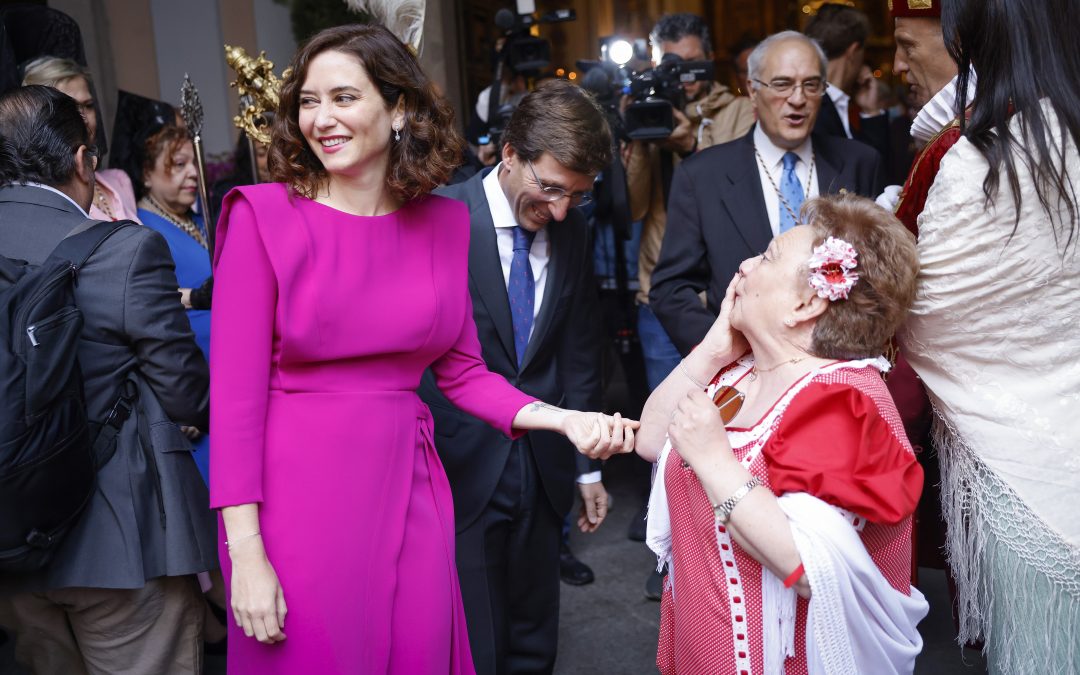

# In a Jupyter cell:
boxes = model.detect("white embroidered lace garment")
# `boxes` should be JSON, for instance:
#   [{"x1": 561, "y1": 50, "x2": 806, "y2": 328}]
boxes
[
  {"x1": 902, "y1": 104, "x2": 1080, "y2": 548},
  {"x1": 900, "y1": 101, "x2": 1080, "y2": 667}
]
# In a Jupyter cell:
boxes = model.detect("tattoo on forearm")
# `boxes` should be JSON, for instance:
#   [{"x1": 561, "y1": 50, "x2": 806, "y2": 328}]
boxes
[{"x1": 529, "y1": 402, "x2": 563, "y2": 414}]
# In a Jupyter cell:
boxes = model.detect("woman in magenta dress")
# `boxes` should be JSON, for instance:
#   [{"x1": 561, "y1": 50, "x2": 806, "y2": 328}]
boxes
[
  {"x1": 210, "y1": 24, "x2": 633, "y2": 674},
  {"x1": 638, "y1": 195, "x2": 928, "y2": 674}
]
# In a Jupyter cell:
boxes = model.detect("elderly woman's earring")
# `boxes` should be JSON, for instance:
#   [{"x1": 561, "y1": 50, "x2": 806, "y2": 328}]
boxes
[{"x1": 784, "y1": 318, "x2": 795, "y2": 328}]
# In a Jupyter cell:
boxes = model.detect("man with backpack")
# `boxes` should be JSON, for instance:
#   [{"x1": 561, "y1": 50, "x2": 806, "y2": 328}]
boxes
[{"x1": 0, "y1": 85, "x2": 214, "y2": 674}]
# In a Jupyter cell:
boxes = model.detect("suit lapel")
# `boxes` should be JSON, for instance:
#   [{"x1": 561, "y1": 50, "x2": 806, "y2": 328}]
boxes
[
  {"x1": 464, "y1": 178, "x2": 517, "y2": 368},
  {"x1": 815, "y1": 95, "x2": 846, "y2": 139},
  {"x1": 812, "y1": 135, "x2": 850, "y2": 195},
  {"x1": 520, "y1": 217, "x2": 566, "y2": 371},
  {"x1": 721, "y1": 132, "x2": 773, "y2": 255}
]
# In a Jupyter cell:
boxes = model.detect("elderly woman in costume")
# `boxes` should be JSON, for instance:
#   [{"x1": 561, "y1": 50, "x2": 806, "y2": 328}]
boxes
[
  {"x1": 900, "y1": 0, "x2": 1080, "y2": 671},
  {"x1": 638, "y1": 194, "x2": 927, "y2": 674}
]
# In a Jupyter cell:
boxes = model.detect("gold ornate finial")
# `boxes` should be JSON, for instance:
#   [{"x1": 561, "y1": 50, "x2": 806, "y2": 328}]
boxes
[{"x1": 225, "y1": 45, "x2": 287, "y2": 145}]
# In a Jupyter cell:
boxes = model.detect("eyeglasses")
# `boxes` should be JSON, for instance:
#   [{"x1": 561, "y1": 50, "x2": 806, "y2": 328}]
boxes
[
  {"x1": 752, "y1": 77, "x2": 826, "y2": 98},
  {"x1": 681, "y1": 383, "x2": 745, "y2": 468},
  {"x1": 525, "y1": 161, "x2": 593, "y2": 207},
  {"x1": 712, "y1": 385, "x2": 746, "y2": 424}
]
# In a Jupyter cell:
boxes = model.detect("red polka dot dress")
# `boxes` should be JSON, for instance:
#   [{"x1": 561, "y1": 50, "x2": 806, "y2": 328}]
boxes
[{"x1": 656, "y1": 361, "x2": 923, "y2": 674}]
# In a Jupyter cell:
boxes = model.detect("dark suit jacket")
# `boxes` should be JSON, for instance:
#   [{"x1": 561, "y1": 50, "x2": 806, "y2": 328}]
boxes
[
  {"x1": 0, "y1": 184, "x2": 214, "y2": 591},
  {"x1": 649, "y1": 128, "x2": 886, "y2": 354},
  {"x1": 815, "y1": 93, "x2": 891, "y2": 170},
  {"x1": 420, "y1": 170, "x2": 602, "y2": 531}
]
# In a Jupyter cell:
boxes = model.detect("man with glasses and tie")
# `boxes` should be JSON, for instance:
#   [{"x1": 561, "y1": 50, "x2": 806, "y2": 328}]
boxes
[
  {"x1": 420, "y1": 79, "x2": 611, "y2": 675},
  {"x1": 650, "y1": 30, "x2": 885, "y2": 355}
]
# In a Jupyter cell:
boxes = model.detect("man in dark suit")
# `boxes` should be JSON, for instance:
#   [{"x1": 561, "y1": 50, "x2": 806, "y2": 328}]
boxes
[
  {"x1": 0, "y1": 87, "x2": 213, "y2": 672},
  {"x1": 805, "y1": 3, "x2": 892, "y2": 166},
  {"x1": 420, "y1": 80, "x2": 611, "y2": 675},
  {"x1": 650, "y1": 31, "x2": 886, "y2": 354}
]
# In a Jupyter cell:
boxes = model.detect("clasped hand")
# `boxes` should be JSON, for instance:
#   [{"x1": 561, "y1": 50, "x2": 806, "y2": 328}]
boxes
[{"x1": 563, "y1": 411, "x2": 637, "y2": 460}]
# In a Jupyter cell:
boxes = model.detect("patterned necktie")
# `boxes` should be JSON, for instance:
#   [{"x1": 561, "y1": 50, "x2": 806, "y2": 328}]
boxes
[
  {"x1": 508, "y1": 226, "x2": 537, "y2": 368},
  {"x1": 779, "y1": 152, "x2": 804, "y2": 233}
]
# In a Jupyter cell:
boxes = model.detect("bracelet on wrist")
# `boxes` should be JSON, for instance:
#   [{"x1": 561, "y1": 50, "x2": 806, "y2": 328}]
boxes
[
  {"x1": 678, "y1": 359, "x2": 708, "y2": 390},
  {"x1": 226, "y1": 531, "x2": 261, "y2": 550},
  {"x1": 783, "y1": 563, "x2": 805, "y2": 589}
]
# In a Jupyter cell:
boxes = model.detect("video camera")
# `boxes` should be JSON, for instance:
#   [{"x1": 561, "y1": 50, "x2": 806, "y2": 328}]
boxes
[
  {"x1": 624, "y1": 53, "x2": 715, "y2": 140},
  {"x1": 493, "y1": 5, "x2": 576, "y2": 74},
  {"x1": 482, "y1": 3, "x2": 576, "y2": 147}
]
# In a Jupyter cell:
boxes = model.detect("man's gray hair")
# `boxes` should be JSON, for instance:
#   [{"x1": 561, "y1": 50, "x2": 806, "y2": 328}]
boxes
[{"x1": 747, "y1": 31, "x2": 828, "y2": 87}]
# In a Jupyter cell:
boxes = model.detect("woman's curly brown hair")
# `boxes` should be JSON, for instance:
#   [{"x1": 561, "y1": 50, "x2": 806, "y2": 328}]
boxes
[
  {"x1": 138, "y1": 124, "x2": 189, "y2": 201},
  {"x1": 800, "y1": 194, "x2": 920, "y2": 360},
  {"x1": 269, "y1": 23, "x2": 464, "y2": 202}
]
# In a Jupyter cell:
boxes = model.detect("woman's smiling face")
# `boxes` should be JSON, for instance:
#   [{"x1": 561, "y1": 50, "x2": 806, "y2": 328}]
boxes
[{"x1": 297, "y1": 49, "x2": 402, "y2": 180}]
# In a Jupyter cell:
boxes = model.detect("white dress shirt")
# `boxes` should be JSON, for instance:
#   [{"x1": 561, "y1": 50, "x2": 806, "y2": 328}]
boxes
[
  {"x1": 483, "y1": 164, "x2": 549, "y2": 335},
  {"x1": 827, "y1": 83, "x2": 853, "y2": 138},
  {"x1": 753, "y1": 125, "x2": 819, "y2": 237},
  {"x1": 482, "y1": 166, "x2": 599, "y2": 485}
]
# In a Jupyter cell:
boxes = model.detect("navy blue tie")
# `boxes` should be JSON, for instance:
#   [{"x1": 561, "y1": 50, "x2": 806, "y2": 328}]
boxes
[
  {"x1": 779, "y1": 152, "x2": 804, "y2": 233},
  {"x1": 508, "y1": 226, "x2": 537, "y2": 368}
]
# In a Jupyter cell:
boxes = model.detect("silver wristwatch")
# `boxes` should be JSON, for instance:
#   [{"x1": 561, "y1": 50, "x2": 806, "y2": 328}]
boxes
[{"x1": 712, "y1": 476, "x2": 762, "y2": 525}]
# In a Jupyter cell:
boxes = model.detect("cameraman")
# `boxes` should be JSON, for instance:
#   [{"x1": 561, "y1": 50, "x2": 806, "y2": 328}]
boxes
[{"x1": 626, "y1": 12, "x2": 754, "y2": 394}]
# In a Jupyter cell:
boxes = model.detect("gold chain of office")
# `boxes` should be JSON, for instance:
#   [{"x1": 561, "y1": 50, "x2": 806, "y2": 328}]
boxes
[{"x1": 754, "y1": 147, "x2": 815, "y2": 226}]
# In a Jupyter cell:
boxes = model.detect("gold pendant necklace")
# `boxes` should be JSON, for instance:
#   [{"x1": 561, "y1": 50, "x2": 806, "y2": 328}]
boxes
[
  {"x1": 755, "y1": 147, "x2": 815, "y2": 226},
  {"x1": 748, "y1": 355, "x2": 809, "y2": 382}
]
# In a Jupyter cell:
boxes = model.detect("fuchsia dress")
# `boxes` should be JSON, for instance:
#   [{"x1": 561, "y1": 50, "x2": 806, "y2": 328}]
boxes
[{"x1": 209, "y1": 183, "x2": 535, "y2": 674}]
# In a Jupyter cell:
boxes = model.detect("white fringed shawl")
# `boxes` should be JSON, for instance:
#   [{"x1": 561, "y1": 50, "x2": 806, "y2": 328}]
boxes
[{"x1": 762, "y1": 493, "x2": 928, "y2": 675}]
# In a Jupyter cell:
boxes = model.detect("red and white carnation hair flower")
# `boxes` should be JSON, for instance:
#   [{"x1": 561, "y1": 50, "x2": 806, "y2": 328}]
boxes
[{"x1": 807, "y1": 236, "x2": 859, "y2": 301}]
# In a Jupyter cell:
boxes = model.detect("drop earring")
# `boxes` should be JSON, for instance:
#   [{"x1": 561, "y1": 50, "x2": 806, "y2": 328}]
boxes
[{"x1": 393, "y1": 122, "x2": 402, "y2": 141}]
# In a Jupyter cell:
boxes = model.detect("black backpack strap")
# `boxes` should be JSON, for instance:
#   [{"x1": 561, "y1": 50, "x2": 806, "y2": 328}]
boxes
[
  {"x1": 47, "y1": 219, "x2": 137, "y2": 271},
  {"x1": 91, "y1": 376, "x2": 138, "y2": 469},
  {"x1": 48, "y1": 219, "x2": 142, "y2": 469},
  {"x1": 90, "y1": 374, "x2": 165, "y2": 526},
  {"x1": 0, "y1": 252, "x2": 23, "y2": 284}
]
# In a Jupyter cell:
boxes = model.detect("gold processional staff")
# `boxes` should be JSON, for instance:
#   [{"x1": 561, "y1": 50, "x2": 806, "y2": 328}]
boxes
[
  {"x1": 225, "y1": 45, "x2": 287, "y2": 184},
  {"x1": 179, "y1": 74, "x2": 216, "y2": 254}
]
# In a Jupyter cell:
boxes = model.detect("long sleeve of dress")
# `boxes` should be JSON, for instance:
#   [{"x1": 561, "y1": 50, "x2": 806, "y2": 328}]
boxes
[
  {"x1": 208, "y1": 193, "x2": 277, "y2": 508},
  {"x1": 763, "y1": 382, "x2": 923, "y2": 525},
  {"x1": 430, "y1": 289, "x2": 536, "y2": 439}
]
